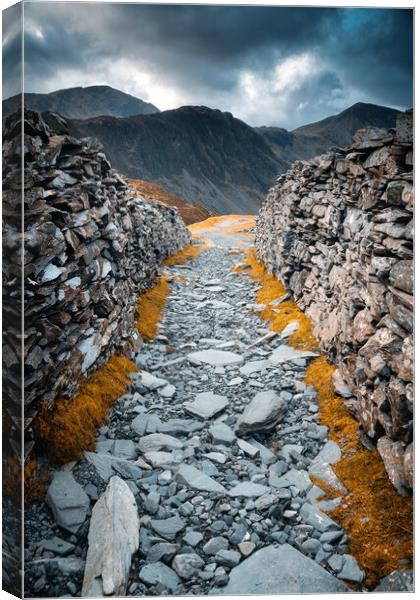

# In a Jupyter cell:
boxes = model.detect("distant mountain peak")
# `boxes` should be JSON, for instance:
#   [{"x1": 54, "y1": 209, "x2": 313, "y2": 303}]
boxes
[{"x1": 2, "y1": 85, "x2": 160, "y2": 119}]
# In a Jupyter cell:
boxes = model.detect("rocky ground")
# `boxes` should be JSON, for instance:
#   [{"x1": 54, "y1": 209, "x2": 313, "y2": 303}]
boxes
[{"x1": 24, "y1": 219, "x2": 413, "y2": 597}]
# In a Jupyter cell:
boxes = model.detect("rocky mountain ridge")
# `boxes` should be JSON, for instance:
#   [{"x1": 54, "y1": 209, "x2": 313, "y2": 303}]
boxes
[
  {"x1": 3, "y1": 85, "x2": 160, "y2": 119},
  {"x1": 256, "y1": 111, "x2": 413, "y2": 493}
]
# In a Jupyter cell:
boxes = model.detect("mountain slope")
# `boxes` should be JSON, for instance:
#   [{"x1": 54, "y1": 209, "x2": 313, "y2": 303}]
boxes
[
  {"x1": 257, "y1": 102, "x2": 401, "y2": 166},
  {"x1": 128, "y1": 178, "x2": 214, "y2": 225},
  {"x1": 3, "y1": 85, "x2": 159, "y2": 119},
  {"x1": 70, "y1": 106, "x2": 282, "y2": 213}
]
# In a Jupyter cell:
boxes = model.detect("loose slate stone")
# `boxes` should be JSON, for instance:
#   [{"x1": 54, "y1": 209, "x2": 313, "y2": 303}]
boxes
[
  {"x1": 144, "y1": 451, "x2": 179, "y2": 468},
  {"x1": 228, "y1": 482, "x2": 271, "y2": 498},
  {"x1": 203, "y1": 537, "x2": 229, "y2": 555},
  {"x1": 338, "y1": 555, "x2": 365, "y2": 583},
  {"x1": 184, "y1": 391, "x2": 229, "y2": 419},
  {"x1": 308, "y1": 462, "x2": 348, "y2": 494},
  {"x1": 150, "y1": 515, "x2": 186, "y2": 541},
  {"x1": 172, "y1": 553, "x2": 204, "y2": 579},
  {"x1": 236, "y1": 390, "x2": 286, "y2": 434},
  {"x1": 209, "y1": 423, "x2": 236, "y2": 445},
  {"x1": 215, "y1": 549, "x2": 241, "y2": 568},
  {"x1": 300, "y1": 503, "x2": 340, "y2": 533},
  {"x1": 269, "y1": 345, "x2": 318, "y2": 364},
  {"x1": 176, "y1": 464, "x2": 226, "y2": 494},
  {"x1": 111, "y1": 439, "x2": 137, "y2": 460},
  {"x1": 139, "y1": 433, "x2": 183, "y2": 453},
  {"x1": 237, "y1": 438, "x2": 260, "y2": 458},
  {"x1": 82, "y1": 476, "x2": 139, "y2": 597},
  {"x1": 284, "y1": 469, "x2": 313, "y2": 492},
  {"x1": 187, "y1": 349, "x2": 244, "y2": 367},
  {"x1": 46, "y1": 471, "x2": 89, "y2": 534},
  {"x1": 375, "y1": 569, "x2": 413, "y2": 592},
  {"x1": 214, "y1": 544, "x2": 348, "y2": 594},
  {"x1": 313, "y1": 441, "x2": 341, "y2": 465},
  {"x1": 39, "y1": 536, "x2": 75, "y2": 556},
  {"x1": 239, "y1": 360, "x2": 271, "y2": 376},
  {"x1": 147, "y1": 543, "x2": 179, "y2": 564},
  {"x1": 158, "y1": 419, "x2": 204, "y2": 435},
  {"x1": 137, "y1": 371, "x2": 168, "y2": 390},
  {"x1": 139, "y1": 562, "x2": 180, "y2": 593}
]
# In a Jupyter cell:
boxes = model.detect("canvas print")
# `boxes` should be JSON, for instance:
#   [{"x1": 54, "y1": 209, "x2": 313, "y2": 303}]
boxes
[{"x1": 1, "y1": 1, "x2": 414, "y2": 598}]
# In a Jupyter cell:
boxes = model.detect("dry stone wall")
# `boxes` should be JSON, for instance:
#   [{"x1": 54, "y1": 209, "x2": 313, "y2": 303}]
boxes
[
  {"x1": 2, "y1": 109, "x2": 191, "y2": 450},
  {"x1": 256, "y1": 111, "x2": 413, "y2": 493}
]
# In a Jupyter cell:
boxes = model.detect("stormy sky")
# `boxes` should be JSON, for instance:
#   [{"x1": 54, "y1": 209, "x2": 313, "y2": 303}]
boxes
[{"x1": 3, "y1": 2, "x2": 413, "y2": 128}]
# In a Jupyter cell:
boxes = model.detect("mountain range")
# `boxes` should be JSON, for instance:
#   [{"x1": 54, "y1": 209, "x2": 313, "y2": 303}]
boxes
[{"x1": 3, "y1": 86, "x2": 402, "y2": 213}]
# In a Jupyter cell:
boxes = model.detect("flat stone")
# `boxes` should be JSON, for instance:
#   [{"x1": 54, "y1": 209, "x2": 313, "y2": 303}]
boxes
[
  {"x1": 236, "y1": 390, "x2": 286, "y2": 434},
  {"x1": 214, "y1": 544, "x2": 348, "y2": 594},
  {"x1": 176, "y1": 464, "x2": 226, "y2": 494},
  {"x1": 172, "y1": 553, "x2": 204, "y2": 579},
  {"x1": 269, "y1": 346, "x2": 318, "y2": 364},
  {"x1": 46, "y1": 471, "x2": 89, "y2": 534},
  {"x1": 300, "y1": 503, "x2": 340, "y2": 533},
  {"x1": 228, "y1": 377, "x2": 244, "y2": 386},
  {"x1": 82, "y1": 476, "x2": 139, "y2": 597},
  {"x1": 158, "y1": 419, "x2": 204, "y2": 435},
  {"x1": 139, "y1": 562, "x2": 180, "y2": 593},
  {"x1": 143, "y1": 451, "x2": 178, "y2": 468},
  {"x1": 284, "y1": 469, "x2": 312, "y2": 492},
  {"x1": 338, "y1": 555, "x2": 365, "y2": 583},
  {"x1": 138, "y1": 433, "x2": 183, "y2": 453},
  {"x1": 238, "y1": 541, "x2": 256, "y2": 557},
  {"x1": 146, "y1": 543, "x2": 179, "y2": 563},
  {"x1": 228, "y1": 482, "x2": 271, "y2": 498},
  {"x1": 187, "y1": 349, "x2": 244, "y2": 367},
  {"x1": 159, "y1": 384, "x2": 176, "y2": 398},
  {"x1": 150, "y1": 515, "x2": 185, "y2": 541},
  {"x1": 215, "y1": 549, "x2": 241, "y2": 568},
  {"x1": 137, "y1": 371, "x2": 168, "y2": 390},
  {"x1": 204, "y1": 452, "x2": 227, "y2": 464},
  {"x1": 313, "y1": 441, "x2": 341, "y2": 465},
  {"x1": 209, "y1": 423, "x2": 236, "y2": 445},
  {"x1": 280, "y1": 444, "x2": 304, "y2": 462},
  {"x1": 40, "y1": 537, "x2": 75, "y2": 556},
  {"x1": 203, "y1": 537, "x2": 229, "y2": 555},
  {"x1": 184, "y1": 391, "x2": 229, "y2": 419},
  {"x1": 239, "y1": 360, "x2": 271, "y2": 376},
  {"x1": 183, "y1": 531, "x2": 204, "y2": 547},
  {"x1": 236, "y1": 438, "x2": 260, "y2": 458},
  {"x1": 111, "y1": 439, "x2": 137, "y2": 460},
  {"x1": 308, "y1": 462, "x2": 347, "y2": 494}
]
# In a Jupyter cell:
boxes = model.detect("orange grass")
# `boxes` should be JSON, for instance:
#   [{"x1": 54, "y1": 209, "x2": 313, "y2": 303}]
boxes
[
  {"x1": 163, "y1": 241, "x2": 207, "y2": 265},
  {"x1": 306, "y1": 356, "x2": 413, "y2": 588},
  {"x1": 236, "y1": 249, "x2": 413, "y2": 588},
  {"x1": 233, "y1": 249, "x2": 318, "y2": 350},
  {"x1": 3, "y1": 457, "x2": 49, "y2": 505},
  {"x1": 137, "y1": 276, "x2": 170, "y2": 341},
  {"x1": 189, "y1": 214, "x2": 255, "y2": 236},
  {"x1": 34, "y1": 355, "x2": 137, "y2": 464}
]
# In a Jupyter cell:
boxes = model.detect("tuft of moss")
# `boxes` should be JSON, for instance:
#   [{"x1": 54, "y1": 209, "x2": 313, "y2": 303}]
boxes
[
  {"x1": 34, "y1": 355, "x2": 137, "y2": 464},
  {"x1": 3, "y1": 456, "x2": 49, "y2": 505},
  {"x1": 233, "y1": 249, "x2": 318, "y2": 350},
  {"x1": 163, "y1": 242, "x2": 205, "y2": 266},
  {"x1": 136, "y1": 276, "x2": 170, "y2": 341},
  {"x1": 306, "y1": 357, "x2": 413, "y2": 588}
]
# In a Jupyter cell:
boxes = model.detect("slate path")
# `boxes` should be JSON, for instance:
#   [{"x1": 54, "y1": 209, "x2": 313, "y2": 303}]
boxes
[{"x1": 24, "y1": 217, "x2": 371, "y2": 596}]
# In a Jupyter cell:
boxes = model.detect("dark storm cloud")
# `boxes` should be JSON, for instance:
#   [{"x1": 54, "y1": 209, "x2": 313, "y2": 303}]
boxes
[{"x1": 3, "y1": 2, "x2": 413, "y2": 127}]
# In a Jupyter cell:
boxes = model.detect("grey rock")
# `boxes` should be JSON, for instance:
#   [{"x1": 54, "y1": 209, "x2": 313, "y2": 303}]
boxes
[
  {"x1": 172, "y1": 553, "x2": 204, "y2": 579},
  {"x1": 46, "y1": 471, "x2": 89, "y2": 534},
  {"x1": 215, "y1": 549, "x2": 241, "y2": 568},
  {"x1": 228, "y1": 482, "x2": 271, "y2": 498},
  {"x1": 183, "y1": 531, "x2": 204, "y2": 547},
  {"x1": 209, "y1": 423, "x2": 236, "y2": 445},
  {"x1": 284, "y1": 469, "x2": 313, "y2": 492},
  {"x1": 269, "y1": 346, "x2": 318, "y2": 364},
  {"x1": 39, "y1": 537, "x2": 75, "y2": 556},
  {"x1": 236, "y1": 390, "x2": 286, "y2": 434},
  {"x1": 150, "y1": 515, "x2": 186, "y2": 541},
  {"x1": 82, "y1": 476, "x2": 139, "y2": 596},
  {"x1": 338, "y1": 555, "x2": 365, "y2": 583},
  {"x1": 139, "y1": 562, "x2": 180, "y2": 592},
  {"x1": 138, "y1": 433, "x2": 183, "y2": 453},
  {"x1": 187, "y1": 349, "x2": 244, "y2": 367},
  {"x1": 111, "y1": 439, "x2": 137, "y2": 460},
  {"x1": 184, "y1": 391, "x2": 229, "y2": 419},
  {"x1": 158, "y1": 419, "x2": 204, "y2": 435},
  {"x1": 176, "y1": 463, "x2": 226, "y2": 493},
  {"x1": 137, "y1": 371, "x2": 168, "y2": 390},
  {"x1": 203, "y1": 537, "x2": 229, "y2": 556},
  {"x1": 313, "y1": 441, "x2": 341, "y2": 465},
  {"x1": 309, "y1": 462, "x2": 347, "y2": 494},
  {"x1": 236, "y1": 438, "x2": 260, "y2": 457},
  {"x1": 214, "y1": 544, "x2": 348, "y2": 594},
  {"x1": 300, "y1": 503, "x2": 340, "y2": 533},
  {"x1": 375, "y1": 569, "x2": 413, "y2": 592},
  {"x1": 147, "y1": 543, "x2": 179, "y2": 563}
]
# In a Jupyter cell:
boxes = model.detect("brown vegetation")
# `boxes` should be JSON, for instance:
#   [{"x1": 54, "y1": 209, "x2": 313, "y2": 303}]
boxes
[
  {"x1": 128, "y1": 178, "x2": 214, "y2": 225},
  {"x1": 136, "y1": 276, "x2": 170, "y2": 341},
  {"x1": 34, "y1": 355, "x2": 137, "y2": 464}
]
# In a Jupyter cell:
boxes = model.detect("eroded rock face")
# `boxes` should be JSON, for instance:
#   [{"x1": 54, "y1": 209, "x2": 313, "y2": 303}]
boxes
[
  {"x1": 256, "y1": 110, "x2": 413, "y2": 492},
  {"x1": 2, "y1": 109, "x2": 191, "y2": 447}
]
